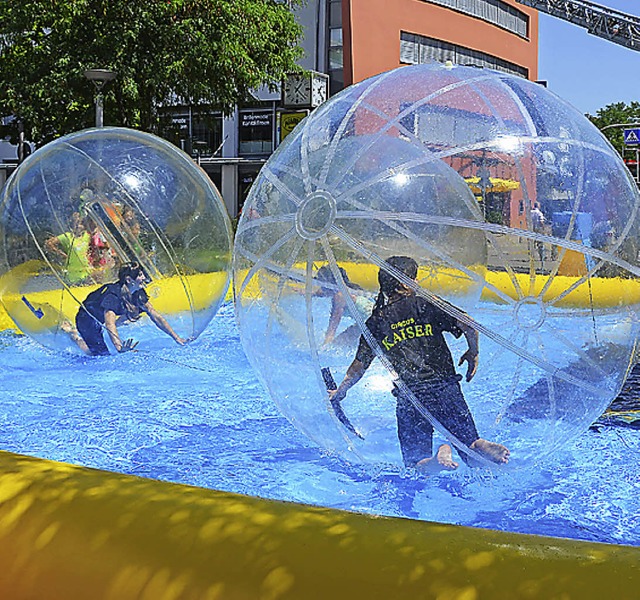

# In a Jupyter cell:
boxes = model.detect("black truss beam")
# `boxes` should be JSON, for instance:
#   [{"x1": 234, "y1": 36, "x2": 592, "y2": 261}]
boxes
[{"x1": 516, "y1": 0, "x2": 640, "y2": 50}]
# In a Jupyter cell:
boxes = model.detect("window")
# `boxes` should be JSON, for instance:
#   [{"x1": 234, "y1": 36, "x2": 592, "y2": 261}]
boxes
[
  {"x1": 158, "y1": 107, "x2": 223, "y2": 157},
  {"x1": 422, "y1": 0, "x2": 529, "y2": 38},
  {"x1": 190, "y1": 112, "x2": 223, "y2": 157},
  {"x1": 400, "y1": 31, "x2": 528, "y2": 78},
  {"x1": 327, "y1": 0, "x2": 344, "y2": 95},
  {"x1": 237, "y1": 167, "x2": 262, "y2": 215},
  {"x1": 329, "y1": 28, "x2": 343, "y2": 70}
]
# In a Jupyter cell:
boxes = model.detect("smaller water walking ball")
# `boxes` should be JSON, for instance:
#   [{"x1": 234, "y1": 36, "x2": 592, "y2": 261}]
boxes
[
  {"x1": 0, "y1": 127, "x2": 232, "y2": 353},
  {"x1": 234, "y1": 63, "x2": 640, "y2": 469}
]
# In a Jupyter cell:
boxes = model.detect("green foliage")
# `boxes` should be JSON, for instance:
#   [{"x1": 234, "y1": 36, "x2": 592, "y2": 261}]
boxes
[
  {"x1": 0, "y1": 0, "x2": 303, "y2": 144},
  {"x1": 587, "y1": 101, "x2": 640, "y2": 157}
]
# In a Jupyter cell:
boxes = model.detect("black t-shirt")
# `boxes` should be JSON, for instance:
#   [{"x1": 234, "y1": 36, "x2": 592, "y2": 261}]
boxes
[
  {"x1": 82, "y1": 283, "x2": 149, "y2": 323},
  {"x1": 355, "y1": 294, "x2": 463, "y2": 385}
]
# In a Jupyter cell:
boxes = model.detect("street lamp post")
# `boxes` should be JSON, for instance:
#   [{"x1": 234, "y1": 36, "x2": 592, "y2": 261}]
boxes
[{"x1": 84, "y1": 69, "x2": 117, "y2": 128}]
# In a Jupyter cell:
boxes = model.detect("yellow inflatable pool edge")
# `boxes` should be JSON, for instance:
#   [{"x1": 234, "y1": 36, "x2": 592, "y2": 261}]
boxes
[
  {"x1": 0, "y1": 272, "x2": 234, "y2": 334},
  {"x1": 2, "y1": 261, "x2": 639, "y2": 334},
  {"x1": 238, "y1": 261, "x2": 640, "y2": 309},
  {"x1": 0, "y1": 450, "x2": 638, "y2": 600}
]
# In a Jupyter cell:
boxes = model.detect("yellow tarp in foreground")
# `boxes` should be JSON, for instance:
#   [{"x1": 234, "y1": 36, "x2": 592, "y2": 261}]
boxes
[{"x1": 0, "y1": 450, "x2": 638, "y2": 600}]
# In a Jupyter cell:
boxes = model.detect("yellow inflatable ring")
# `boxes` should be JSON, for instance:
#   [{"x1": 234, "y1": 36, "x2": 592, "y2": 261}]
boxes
[
  {"x1": 0, "y1": 450, "x2": 639, "y2": 599},
  {"x1": 1, "y1": 261, "x2": 637, "y2": 334}
]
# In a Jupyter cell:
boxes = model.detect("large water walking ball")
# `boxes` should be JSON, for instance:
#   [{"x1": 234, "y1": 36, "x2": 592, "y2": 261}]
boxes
[
  {"x1": 234, "y1": 64, "x2": 640, "y2": 468},
  {"x1": 0, "y1": 127, "x2": 233, "y2": 353}
]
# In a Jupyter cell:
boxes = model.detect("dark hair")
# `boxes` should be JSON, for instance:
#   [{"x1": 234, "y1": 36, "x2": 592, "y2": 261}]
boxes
[
  {"x1": 117, "y1": 262, "x2": 145, "y2": 321},
  {"x1": 316, "y1": 265, "x2": 349, "y2": 285},
  {"x1": 378, "y1": 256, "x2": 418, "y2": 294},
  {"x1": 373, "y1": 256, "x2": 418, "y2": 314},
  {"x1": 118, "y1": 262, "x2": 144, "y2": 285},
  {"x1": 315, "y1": 265, "x2": 362, "y2": 294}
]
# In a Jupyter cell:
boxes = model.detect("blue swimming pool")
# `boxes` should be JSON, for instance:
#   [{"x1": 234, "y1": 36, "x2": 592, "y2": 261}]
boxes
[{"x1": 1, "y1": 301, "x2": 638, "y2": 547}]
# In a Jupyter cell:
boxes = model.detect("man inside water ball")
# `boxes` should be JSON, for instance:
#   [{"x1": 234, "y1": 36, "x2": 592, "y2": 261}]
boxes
[
  {"x1": 73, "y1": 262, "x2": 186, "y2": 355},
  {"x1": 328, "y1": 256, "x2": 509, "y2": 473}
]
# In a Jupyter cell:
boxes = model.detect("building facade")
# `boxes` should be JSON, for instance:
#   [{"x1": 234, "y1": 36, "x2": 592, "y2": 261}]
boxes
[
  {"x1": 162, "y1": 0, "x2": 539, "y2": 218},
  {"x1": 342, "y1": 0, "x2": 537, "y2": 86}
]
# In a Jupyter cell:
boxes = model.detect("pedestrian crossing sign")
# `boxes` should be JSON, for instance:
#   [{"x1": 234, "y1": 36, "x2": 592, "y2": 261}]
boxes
[{"x1": 623, "y1": 128, "x2": 640, "y2": 145}]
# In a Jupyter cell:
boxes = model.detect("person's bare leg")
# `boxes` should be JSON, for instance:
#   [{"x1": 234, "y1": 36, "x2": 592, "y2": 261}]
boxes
[
  {"x1": 60, "y1": 320, "x2": 90, "y2": 355},
  {"x1": 416, "y1": 444, "x2": 459, "y2": 474},
  {"x1": 470, "y1": 438, "x2": 510, "y2": 464}
]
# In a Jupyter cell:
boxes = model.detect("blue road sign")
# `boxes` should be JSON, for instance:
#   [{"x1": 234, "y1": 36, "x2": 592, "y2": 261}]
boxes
[{"x1": 623, "y1": 128, "x2": 640, "y2": 145}]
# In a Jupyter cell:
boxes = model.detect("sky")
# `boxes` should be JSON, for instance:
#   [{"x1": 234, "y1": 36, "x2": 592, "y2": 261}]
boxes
[{"x1": 538, "y1": 0, "x2": 640, "y2": 115}]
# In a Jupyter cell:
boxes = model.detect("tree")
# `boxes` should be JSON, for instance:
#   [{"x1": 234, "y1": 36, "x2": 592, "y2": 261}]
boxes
[
  {"x1": 0, "y1": 0, "x2": 303, "y2": 145},
  {"x1": 587, "y1": 101, "x2": 640, "y2": 157}
]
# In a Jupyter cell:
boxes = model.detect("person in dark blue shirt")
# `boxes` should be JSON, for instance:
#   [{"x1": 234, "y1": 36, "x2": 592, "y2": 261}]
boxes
[
  {"x1": 329, "y1": 256, "x2": 509, "y2": 473},
  {"x1": 75, "y1": 262, "x2": 186, "y2": 355}
]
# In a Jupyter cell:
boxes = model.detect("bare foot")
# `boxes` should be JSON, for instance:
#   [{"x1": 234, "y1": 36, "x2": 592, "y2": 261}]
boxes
[
  {"x1": 470, "y1": 438, "x2": 510, "y2": 464},
  {"x1": 416, "y1": 444, "x2": 459, "y2": 474}
]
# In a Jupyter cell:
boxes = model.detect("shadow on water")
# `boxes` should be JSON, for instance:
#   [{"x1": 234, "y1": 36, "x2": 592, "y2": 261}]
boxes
[{"x1": 505, "y1": 344, "x2": 640, "y2": 430}]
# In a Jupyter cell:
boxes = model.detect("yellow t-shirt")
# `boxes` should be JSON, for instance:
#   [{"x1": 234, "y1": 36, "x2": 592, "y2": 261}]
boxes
[{"x1": 56, "y1": 231, "x2": 92, "y2": 283}]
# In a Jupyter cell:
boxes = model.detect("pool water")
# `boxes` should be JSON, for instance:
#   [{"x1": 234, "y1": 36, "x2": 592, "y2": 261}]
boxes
[{"x1": 1, "y1": 302, "x2": 639, "y2": 546}]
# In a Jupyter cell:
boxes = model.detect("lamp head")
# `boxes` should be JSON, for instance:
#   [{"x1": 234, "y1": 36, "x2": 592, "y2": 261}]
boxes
[{"x1": 84, "y1": 69, "x2": 117, "y2": 92}]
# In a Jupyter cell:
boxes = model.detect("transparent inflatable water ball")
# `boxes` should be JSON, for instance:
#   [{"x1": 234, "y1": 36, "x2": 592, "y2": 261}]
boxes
[
  {"x1": 233, "y1": 64, "x2": 640, "y2": 469},
  {"x1": 0, "y1": 127, "x2": 232, "y2": 353}
]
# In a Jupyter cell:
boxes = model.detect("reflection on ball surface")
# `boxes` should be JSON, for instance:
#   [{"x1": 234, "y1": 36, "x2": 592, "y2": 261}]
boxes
[
  {"x1": 0, "y1": 127, "x2": 232, "y2": 353},
  {"x1": 234, "y1": 64, "x2": 640, "y2": 468}
]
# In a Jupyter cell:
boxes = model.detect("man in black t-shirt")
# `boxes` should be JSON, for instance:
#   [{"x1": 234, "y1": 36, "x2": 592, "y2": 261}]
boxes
[
  {"x1": 329, "y1": 256, "x2": 509, "y2": 472},
  {"x1": 356, "y1": 293, "x2": 464, "y2": 385},
  {"x1": 75, "y1": 262, "x2": 186, "y2": 355}
]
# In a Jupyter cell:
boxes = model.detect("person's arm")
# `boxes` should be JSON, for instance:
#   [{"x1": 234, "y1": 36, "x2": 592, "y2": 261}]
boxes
[
  {"x1": 323, "y1": 292, "x2": 346, "y2": 345},
  {"x1": 143, "y1": 302, "x2": 187, "y2": 345},
  {"x1": 328, "y1": 358, "x2": 368, "y2": 404},
  {"x1": 103, "y1": 309, "x2": 137, "y2": 353},
  {"x1": 456, "y1": 319, "x2": 479, "y2": 382},
  {"x1": 45, "y1": 234, "x2": 66, "y2": 258}
]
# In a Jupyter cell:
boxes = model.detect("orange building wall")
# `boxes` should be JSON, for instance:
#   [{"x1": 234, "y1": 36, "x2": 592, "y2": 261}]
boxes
[{"x1": 343, "y1": 0, "x2": 538, "y2": 85}]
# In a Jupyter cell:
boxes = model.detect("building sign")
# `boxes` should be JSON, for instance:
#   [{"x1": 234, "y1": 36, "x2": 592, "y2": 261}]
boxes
[
  {"x1": 240, "y1": 111, "x2": 272, "y2": 129},
  {"x1": 167, "y1": 113, "x2": 190, "y2": 135},
  {"x1": 280, "y1": 111, "x2": 308, "y2": 142},
  {"x1": 239, "y1": 110, "x2": 274, "y2": 155}
]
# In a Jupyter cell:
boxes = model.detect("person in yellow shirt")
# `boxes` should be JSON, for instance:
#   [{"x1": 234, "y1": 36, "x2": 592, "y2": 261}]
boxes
[{"x1": 45, "y1": 212, "x2": 93, "y2": 284}]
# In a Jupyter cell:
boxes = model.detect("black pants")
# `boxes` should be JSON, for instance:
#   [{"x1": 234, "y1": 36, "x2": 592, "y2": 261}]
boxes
[
  {"x1": 395, "y1": 376, "x2": 479, "y2": 467},
  {"x1": 76, "y1": 309, "x2": 110, "y2": 356}
]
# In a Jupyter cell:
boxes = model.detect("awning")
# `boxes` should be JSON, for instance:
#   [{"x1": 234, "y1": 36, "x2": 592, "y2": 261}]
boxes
[{"x1": 466, "y1": 176, "x2": 520, "y2": 194}]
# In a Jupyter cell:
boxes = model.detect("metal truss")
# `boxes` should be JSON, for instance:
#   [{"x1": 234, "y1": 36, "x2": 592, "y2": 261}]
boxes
[{"x1": 516, "y1": 0, "x2": 640, "y2": 50}]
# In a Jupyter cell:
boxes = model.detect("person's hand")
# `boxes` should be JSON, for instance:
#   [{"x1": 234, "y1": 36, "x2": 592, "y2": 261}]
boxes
[
  {"x1": 322, "y1": 333, "x2": 335, "y2": 347},
  {"x1": 328, "y1": 388, "x2": 345, "y2": 405},
  {"x1": 118, "y1": 338, "x2": 139, "y2": 353},
  {"x1": 458, "y1": 349, "x2": 478, "y2": 382},
  {"x1": 175, "y1": 336, "x2": 187, "y2": 345}
]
